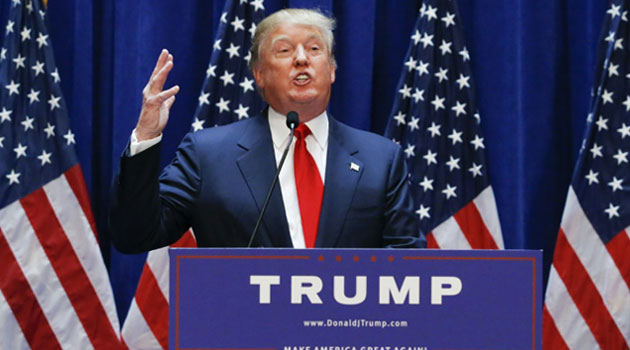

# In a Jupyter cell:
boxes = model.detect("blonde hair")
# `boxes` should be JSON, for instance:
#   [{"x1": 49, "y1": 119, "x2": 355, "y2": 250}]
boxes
[{"x1": 249, "y1": 8, "x2": 336, "y2": 69}]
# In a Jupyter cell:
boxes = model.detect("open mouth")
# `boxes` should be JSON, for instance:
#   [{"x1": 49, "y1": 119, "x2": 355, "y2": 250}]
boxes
[{"x1": 294, "y1": 73, "x2": 311, "y2": 85}]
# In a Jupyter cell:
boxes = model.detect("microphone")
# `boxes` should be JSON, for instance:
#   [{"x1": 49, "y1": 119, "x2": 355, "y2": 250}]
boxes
[
  {"x1": 286, "y1": 110, "x2": 299, "y2": 130},
  {"x1": 248, "y1": 111, "x2": 300, "y2": 247}
]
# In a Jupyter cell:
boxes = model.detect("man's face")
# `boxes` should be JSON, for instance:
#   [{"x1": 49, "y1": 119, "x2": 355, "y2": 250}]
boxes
[{"x1": 253, "y1": 23, "x2": 336, "y2": 121}]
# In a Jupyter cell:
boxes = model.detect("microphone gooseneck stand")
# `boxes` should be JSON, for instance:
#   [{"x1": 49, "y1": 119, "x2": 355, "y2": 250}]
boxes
[{"x1": 247, "y1": 111, "x2": 300, "y2": 248}]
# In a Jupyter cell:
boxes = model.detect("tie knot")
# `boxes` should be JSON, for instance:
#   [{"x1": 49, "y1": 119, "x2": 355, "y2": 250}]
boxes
[{"x1": 295, "y1": 124, "x2": 312, "y2": 140}]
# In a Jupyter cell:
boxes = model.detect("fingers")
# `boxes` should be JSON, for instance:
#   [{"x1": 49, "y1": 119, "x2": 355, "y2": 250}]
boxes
[
  {"x1": 156, "y1": 85, "x2": 180, "y2": 104},
  {"x1": 164, "y1": 95, "x2": 176, "y2": 110},
  {"x1": 148, "y1": 54, "x2": 174, "y2": 94},
  {"x1": 149, "y1": 49, "x2": 169, "y2": 82},
  {"x1": 136, "y1": 51, "x2": 178, "y2": 141}
]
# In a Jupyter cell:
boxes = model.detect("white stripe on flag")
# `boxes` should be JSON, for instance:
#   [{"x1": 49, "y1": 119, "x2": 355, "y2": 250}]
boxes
[
  {"x1": 473, "y1": 186, "x2": 504, "y2": 248},
  {"x1": 545, "y1": 266, "x2": 599, "y2": 349},
  {"x1": 0, "y1": 201, "x2": 93, "y2": 350},
  {"x1": 561, "y1": 187, "x2": 630, "y2": 344},
  {"x1": 146, "y1": 247, "x2": 170, "y2": 300},
  {"x1": 432, "y1": 216, "x2": 472, "y2": 249},
  {"x1": 0, "y1": 290, "x2": 32, "y2": 350},
  {"x1": 121, "y1": 299, "x2": 162, "y2": 350},
  {"x1": 43, "y1": 175, "x2": 121, "y2": 334}
]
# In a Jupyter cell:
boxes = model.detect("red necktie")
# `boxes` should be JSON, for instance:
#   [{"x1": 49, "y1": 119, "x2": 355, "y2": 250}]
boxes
[{"x1": 293, "y1": 124, "x2": 324, "y2": 248}]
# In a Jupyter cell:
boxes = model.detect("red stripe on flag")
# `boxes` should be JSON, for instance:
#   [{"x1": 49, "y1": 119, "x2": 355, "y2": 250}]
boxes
[
  {"x1": 20, "y1": 188, "x2": 121, "y2": 349},
  {"x1": 426, "y1": 232, "x2": 439, "y2": 248},
  {"x1": 121, "y1": 337, "x2": 130, "y2": 350},
  {"x1": 542, "y1": 306, "x2": 569, "y2": 350},
  {"x1": 553, "y1": 229, "x2": 626, "y2": 349},
  {"x1": 0, "y1": 228, "x2": 62, "y2": 350},
  {"x1": 452, "y1": 201, "x2": 498, "y2": 249},
  {"x1": 64, "y1": 165, "x2": 98, "y2": 241},
  {"x1": 606, "y1": 229, "x2": 630, "y2": 291},
  {"x1": 135, "y1": 264, "x2": 169, "y2": 349},
  {"x1": 172, "y1": 230, "x2": 197, "y2": 248}
]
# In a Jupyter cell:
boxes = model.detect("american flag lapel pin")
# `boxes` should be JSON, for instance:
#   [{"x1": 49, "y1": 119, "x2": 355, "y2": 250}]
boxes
[{"x1": 349, "y1": 162, "x2": 360, "y2": 172}]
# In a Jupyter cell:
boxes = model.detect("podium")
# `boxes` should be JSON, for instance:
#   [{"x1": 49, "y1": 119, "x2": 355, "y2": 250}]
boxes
[{"x1": 169, "y1": 248, "x2": 542, "y2": 350}]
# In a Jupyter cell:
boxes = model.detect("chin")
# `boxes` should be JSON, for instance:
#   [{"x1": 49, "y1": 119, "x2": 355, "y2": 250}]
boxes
[{"x1": 289, "y1": 92, "x2": 320, "y2": 104}]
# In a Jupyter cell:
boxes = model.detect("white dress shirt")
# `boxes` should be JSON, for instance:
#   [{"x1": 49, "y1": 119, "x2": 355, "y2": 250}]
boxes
[
  {"x1": 129, "y1": 108, "x2": 329, "y2": 248},
  {"x1": 129, "y1": 131, "x2": 162, "y2": 156},
  {"x1": 268, "y1": 107, "x2": 328, "y2": 248}
]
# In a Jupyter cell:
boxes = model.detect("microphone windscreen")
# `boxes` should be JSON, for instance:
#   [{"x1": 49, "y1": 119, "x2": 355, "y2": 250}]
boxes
[{"x1": 286, "y1": 111, "x2": 299, "y2": 129}]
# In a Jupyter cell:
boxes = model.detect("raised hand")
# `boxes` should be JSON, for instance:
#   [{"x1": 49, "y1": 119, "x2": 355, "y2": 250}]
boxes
[{"x1": 135, "y1": 49, "x2": 181, "y2": 141}]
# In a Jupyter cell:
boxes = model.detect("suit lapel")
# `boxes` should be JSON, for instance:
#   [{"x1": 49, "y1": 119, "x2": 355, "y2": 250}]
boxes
[
  {"x1": 315, "y1": 117, "x2": 363, "y2": 247},
  {"x1": 236, "y1": 115, "x2": 292, "y2": 247}
]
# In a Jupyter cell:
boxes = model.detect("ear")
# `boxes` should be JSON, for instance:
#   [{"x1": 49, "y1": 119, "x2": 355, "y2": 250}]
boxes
[
  {"x1": 252, "y1": 65, "x2": 265, "y2": 89},
  {"x1": 330, "y1": 63, "x2": 336, "y2": 84}
]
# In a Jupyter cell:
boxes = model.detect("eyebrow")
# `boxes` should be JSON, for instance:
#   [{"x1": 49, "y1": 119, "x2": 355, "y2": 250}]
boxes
[{"x1": 270, "y1": 33, "x2": 324, "y2": 48}]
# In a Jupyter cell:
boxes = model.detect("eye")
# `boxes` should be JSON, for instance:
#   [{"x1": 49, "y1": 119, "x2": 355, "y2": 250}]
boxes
[{"x1": 272, "y1": 42, "x2": 292, "y2": 54}]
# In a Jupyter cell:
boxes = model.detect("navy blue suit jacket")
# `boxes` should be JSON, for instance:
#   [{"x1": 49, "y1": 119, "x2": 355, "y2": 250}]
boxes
[{"x1": 110, "y1": 114, "x2": 423, "y2": 253}]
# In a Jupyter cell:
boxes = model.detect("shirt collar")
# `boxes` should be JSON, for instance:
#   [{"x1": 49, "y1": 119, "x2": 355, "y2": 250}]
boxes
[{"x1": 268, "y1": 107, "x2": 329, "y2": 151}]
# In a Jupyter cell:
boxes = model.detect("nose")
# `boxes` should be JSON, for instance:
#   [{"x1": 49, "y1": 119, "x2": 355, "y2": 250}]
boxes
[{"x1": 294, "y1": 45, "x2": 308, "y2": 66}]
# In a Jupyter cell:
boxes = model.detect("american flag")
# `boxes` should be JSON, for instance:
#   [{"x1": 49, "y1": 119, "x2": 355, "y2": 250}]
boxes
[
  {"x1": 543, "y1": 1, "x2": 630, "y2": 348},
  {"x1": 190, "y1": 0, "x2": 265, "y2": 131},
  {"x1": 120, "y1": 0, "x2": 265, "y2": 348},
  {"x1": 384, "y1": 0, "x2": 503, "y2": 249},
  {"x1": 120, "y1": 231, "x2": 195, "y2": 349},
  {"x1": 0, "y1": 0, "x2": 121, "y2": 349}
]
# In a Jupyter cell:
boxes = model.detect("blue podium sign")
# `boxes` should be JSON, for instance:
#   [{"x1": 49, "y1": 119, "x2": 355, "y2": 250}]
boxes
[{"x1": 169, "y1": 248, "x2": 542, "y2": 350}]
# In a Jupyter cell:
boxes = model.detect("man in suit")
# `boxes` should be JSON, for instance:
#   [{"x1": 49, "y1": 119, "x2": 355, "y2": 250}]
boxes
[{"x1": 110, "y1": 9, "x2": 424, "y2": 253}]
